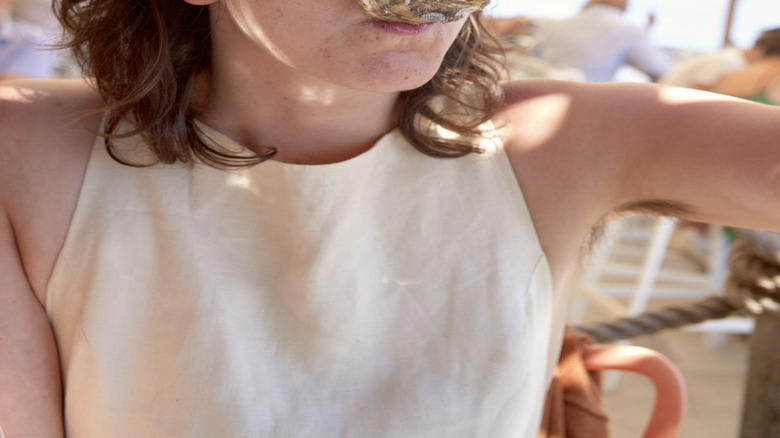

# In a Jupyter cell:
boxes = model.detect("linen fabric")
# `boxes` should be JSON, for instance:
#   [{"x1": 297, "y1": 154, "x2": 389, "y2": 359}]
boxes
[{"x1": 47, "y1": 122, "x2": 555, "y2": 437}]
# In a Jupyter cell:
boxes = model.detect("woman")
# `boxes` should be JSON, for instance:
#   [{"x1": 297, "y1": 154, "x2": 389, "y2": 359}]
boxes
[{"x1": 1, "y1": 1, "x2": 779, "y2": 436}]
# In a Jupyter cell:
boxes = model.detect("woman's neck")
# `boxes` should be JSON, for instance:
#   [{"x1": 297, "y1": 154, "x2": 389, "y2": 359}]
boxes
[{"x1": 194, "y1": 66, "x2": 401, "y2": 165}]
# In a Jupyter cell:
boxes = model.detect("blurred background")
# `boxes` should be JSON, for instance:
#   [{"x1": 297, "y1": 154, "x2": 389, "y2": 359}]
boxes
[{"x1": 487, "y1": 0, "x2": 777, "y2": 52}]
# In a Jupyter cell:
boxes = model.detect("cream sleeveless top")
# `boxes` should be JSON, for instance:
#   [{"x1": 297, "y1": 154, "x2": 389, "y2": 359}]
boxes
[{"x1": 46, "y1": 123, "x2": 555, "y2": 438}]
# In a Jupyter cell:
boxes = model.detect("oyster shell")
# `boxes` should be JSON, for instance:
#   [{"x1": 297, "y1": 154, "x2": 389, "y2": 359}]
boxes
[{"x1": 356, "y1": 0, "x2": 491, "y2": 24}]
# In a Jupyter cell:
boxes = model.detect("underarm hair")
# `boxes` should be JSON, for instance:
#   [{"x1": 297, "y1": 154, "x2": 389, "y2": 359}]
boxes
[
  {"x1": 583, "y1": 199, "x2": 696, "y2": 259},
  {"x1": 613, "y1": 199, "x2": 695, "y2": 218}
]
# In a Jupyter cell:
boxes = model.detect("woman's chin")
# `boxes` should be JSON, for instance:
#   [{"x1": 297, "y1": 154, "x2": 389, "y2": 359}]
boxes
[{"x1": 345, "y1": 55, "x2": 443, "y2": 92}]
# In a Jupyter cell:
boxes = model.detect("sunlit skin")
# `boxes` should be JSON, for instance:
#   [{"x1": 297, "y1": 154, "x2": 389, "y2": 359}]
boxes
[
  {"x1": 3, "y1": 0, "x2": 780, "y2": 435},
  {"x1": 214, "y1": 0, "x2": 465, "y2": 92}
]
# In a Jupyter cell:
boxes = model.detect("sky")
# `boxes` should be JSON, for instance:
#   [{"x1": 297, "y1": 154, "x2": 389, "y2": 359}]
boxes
[{"x1": 485, "y1": 0, "x2": 780, "y2": 52}]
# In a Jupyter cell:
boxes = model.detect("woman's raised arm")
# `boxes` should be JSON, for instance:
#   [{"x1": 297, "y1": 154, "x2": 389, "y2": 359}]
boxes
[
  {"x1": 498, "y1": 79, "x2": 780, "y2": 280},
  {"x1": 604, "y1": 82, "x2": 780, "y2": 231}
]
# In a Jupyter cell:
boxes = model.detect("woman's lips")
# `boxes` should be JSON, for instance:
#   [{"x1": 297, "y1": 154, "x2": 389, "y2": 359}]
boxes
[{"x1": 365, "y1": 19, "x2": 435, "y2": 35}]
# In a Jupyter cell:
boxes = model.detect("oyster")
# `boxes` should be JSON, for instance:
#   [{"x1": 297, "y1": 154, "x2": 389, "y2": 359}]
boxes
[{"x1": 356, "y1": 0, "x2": 491, "y2": 24}]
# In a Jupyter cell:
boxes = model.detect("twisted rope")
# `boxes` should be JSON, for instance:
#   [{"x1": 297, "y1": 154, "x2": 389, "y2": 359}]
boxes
[
  {"x1": 574, "y1": 295, "x2": 743, "y2": 343},
  {"x1": 574, "y1": 229, "x2": 780, "y2": 343}
]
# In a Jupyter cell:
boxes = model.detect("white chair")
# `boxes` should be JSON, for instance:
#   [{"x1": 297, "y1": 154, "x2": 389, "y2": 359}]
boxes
[
  {"x1": 570, "y1": 216, "x2": 752, "y2": 388},
  {"x1": 572, "y1": 216, "x2": 752, "y2": 335}
]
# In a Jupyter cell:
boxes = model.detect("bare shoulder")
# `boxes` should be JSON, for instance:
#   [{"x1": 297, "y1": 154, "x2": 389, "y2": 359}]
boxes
[
  {"x1": 498, "y1": 78, "x2": 680, "y2": 135},
  {"x1": 495, "y1": 79, "x2": 640, "y2": 158},
  {"x1": 0, "y1": 78, "x2": 104, "y2": 301},
  {"x1": 492, "y1": 79, "x2": 655, "y2": 206},
  {"x1": 0, "y1": 78, "x2": 103, "y2": 176},
  {"x1": 0, "y1": 78, "x2": 103, "y2": 213},
  {"x1": 0, "y1": 77, "x2": 103, "y2": 147},
  {"x1": 490, "y1": 80, "x2": 632, "y2": 280}
]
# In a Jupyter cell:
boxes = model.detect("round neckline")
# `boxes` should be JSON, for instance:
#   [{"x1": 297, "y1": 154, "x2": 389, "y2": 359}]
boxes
[{"x1": 195, "y1": 120, "x2": 400, "y2": 171}]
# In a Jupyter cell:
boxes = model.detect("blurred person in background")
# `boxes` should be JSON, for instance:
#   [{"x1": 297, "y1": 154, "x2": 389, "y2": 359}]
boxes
[
  {"x1": 532, "y1": 0, "x2": 670, "y2": 82},
  {"x1": 659, "y1": 47, "x2": 751, "y2": 90},
  {"x1": 712, "y1": 27, "x2": 780, "y2": 105},
  {"x1": 659, "y1": 28, "x2": 780, "y2": 90},
  {"x1": 0, "y1": 0, "x2": 54, "y2": 79}
]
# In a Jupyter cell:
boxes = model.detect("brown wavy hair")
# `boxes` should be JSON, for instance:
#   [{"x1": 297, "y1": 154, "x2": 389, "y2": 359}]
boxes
[{"x1": 55, "y1": 1, "x2": 505, "y2": 167}]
